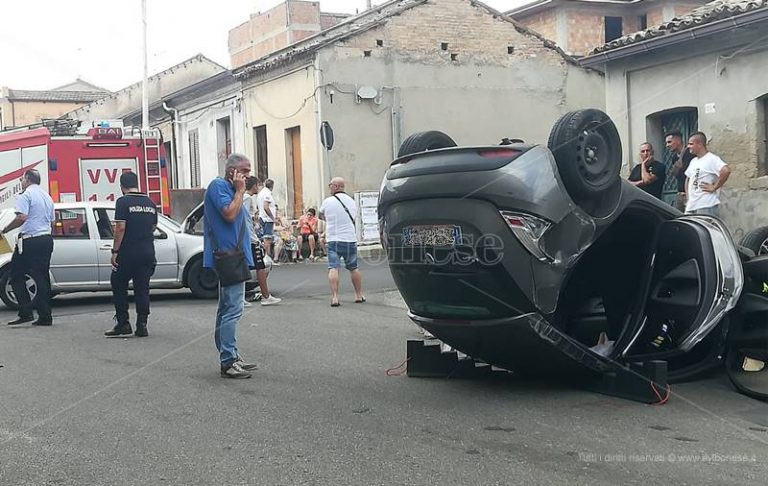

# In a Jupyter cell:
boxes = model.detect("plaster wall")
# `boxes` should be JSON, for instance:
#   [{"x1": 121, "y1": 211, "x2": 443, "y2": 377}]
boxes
[{"x1": 602, "y1": 37, "x2": 768, "y2": 236}]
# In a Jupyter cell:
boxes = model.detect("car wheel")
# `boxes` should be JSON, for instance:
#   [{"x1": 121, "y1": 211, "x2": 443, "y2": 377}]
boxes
[
  {"x1": 741, "y1": 226, "x2": 768, "y2": 255},
  {"x1": 397, "y1": 131, "x2": 457, "y2": 157},
  {"x1": 187, "y1": 258, "x2": 218, "y2": 299},
  {"x1": 547, "y1": 109, "x2": 622, "y2": 203},
  {"x1": 0, "y1": 268, "x2": 37, "y2": 310}
]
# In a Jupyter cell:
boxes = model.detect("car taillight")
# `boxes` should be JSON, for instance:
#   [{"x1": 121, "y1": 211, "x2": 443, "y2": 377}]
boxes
[
  {"x1": 500, "y1": 211, "x2": 552, "y2": 262},
  {"x1": 478, "y1": 149, "x2": 521, "y2": 159}
]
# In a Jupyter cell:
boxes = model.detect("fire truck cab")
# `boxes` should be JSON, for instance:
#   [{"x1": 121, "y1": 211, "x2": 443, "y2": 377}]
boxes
[{"x1": 0, "y1": 120, "x2": 170, "y2": 214}]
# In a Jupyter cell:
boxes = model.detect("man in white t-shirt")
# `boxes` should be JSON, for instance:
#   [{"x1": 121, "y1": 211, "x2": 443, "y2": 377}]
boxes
[
  {"x1": 319, "y1": 177, "x2": 364, "y2": 307},
  {"x1": 256, "y1": 179, "x2": 276, "y2": 258},
  {"x1": 684, "y1": 132, "x2": 731, "y2": 216}
]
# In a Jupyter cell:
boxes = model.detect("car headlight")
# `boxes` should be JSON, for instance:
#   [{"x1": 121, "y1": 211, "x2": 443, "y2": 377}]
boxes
[{"x1": 499, "y1": 211, "x2": 553, "y2": 262}]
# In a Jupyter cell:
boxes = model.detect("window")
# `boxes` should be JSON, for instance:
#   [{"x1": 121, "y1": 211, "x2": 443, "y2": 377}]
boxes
[
  {"x1": 189, "y1": 129, "x2": 201, "y2": 188},
  {"x1": 604, "y1": 16, "x2": 623, "y2": 42},
  {"x1": 92, "y1": 208, "x2": 115, "y2": 239},
  {"x1": 52, "y1": 208, "x2": 89, "y2": 239},
  {"x1": 638, "y1": 15, "x2": 648, "y2": 31},
  {"x1": 216, "y1": 116, "x2": 232, "y2": 174},
  {"x1": 253, "y1": 125, "x2": 269, "y2": 181}
]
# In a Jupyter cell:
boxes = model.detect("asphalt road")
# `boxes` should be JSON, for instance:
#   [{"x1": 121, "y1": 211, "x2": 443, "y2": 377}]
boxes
[{"x1": 1, "y1": 260, "x2": 767, "y2": 485}]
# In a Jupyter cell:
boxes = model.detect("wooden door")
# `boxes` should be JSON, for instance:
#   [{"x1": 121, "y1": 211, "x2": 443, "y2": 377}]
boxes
[{"x1": 286, "y1": 126, "x2": 303, "y2": 218}]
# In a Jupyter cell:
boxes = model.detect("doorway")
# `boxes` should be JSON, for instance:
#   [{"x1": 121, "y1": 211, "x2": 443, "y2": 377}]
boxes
[
  {"x1": 285, "y1": 126, "x2": 303, "y2": 219},
  {"x1": 653, "y1": 109, "x2": 698, "y2": 205},
  {"x1": 253, "y1": 125, "x2": 269, "y2": 181}
]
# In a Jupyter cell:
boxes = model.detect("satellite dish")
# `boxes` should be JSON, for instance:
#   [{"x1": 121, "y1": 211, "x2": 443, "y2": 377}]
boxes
[{"x1": 357, "y1": 86, "x2": 378, "y2": 100}]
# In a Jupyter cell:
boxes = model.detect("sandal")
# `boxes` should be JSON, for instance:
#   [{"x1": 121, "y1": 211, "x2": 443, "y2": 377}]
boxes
[{"x1": 354, "y1": 297, "x2": 366, "y2": 304}]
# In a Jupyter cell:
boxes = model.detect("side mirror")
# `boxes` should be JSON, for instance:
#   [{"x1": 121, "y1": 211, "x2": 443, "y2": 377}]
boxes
[{"x1": 154, "y1": 229, "x2": 168, "y2": 240}]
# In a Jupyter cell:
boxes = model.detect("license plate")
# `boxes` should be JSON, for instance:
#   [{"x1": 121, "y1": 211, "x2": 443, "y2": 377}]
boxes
[{"x1": 402, "y1": 225, "x2": 462, "y2": 247}]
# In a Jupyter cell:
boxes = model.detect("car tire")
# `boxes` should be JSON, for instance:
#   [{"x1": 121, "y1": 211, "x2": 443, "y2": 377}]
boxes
[
  {"x1": 187, "y1": 258, "x2": 218, "y2": 299},
  {"x1": 397, "y1": 131, "x2": 457, "y2": 157},
  {"x1": 547, "y1": 109, "x2": 622, "y2": 203},
  {"x1": 0, "y1": 267, "x2": 37, "y2": 310},
  {"x1": 741, "y1": 225, "x2": 768, "y2": 255}
]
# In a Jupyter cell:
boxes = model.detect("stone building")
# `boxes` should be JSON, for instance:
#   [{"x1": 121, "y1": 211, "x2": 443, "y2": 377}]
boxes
[
  {"x1": 507, "y1": 0, "x2": 708, "y2": 56},
  {"x1": 227, "y1": 0, "x2": 605, "y2": 218},
  {"x1": 581, "y1": 0, "x2": 768, "y2": 237}
]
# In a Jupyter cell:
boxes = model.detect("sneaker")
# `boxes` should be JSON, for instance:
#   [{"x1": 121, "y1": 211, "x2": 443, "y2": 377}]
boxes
[
  {"x1": 236, "y1": 355, "x2": 259, "y2": 371},
  {"x1": 243, "y1": 300, "x2": 253, "y2": 308},
  {"x1": 220, "y1": 362, "x2": 252, "y2": 379},
  {"x1": 261, "y1": 295, "x2": 282, "y2": 306}
]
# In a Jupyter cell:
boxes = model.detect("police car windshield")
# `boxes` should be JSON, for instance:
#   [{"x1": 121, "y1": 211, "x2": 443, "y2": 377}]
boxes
[{"x1": 158, "y1": 214, "x2": 182, "y2": 232}]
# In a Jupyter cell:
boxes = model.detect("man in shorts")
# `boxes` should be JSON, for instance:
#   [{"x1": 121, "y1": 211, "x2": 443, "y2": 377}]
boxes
[
  {"x1": 256, "y1": 179, "x2": 276, "y2": 259},
  {"x1": 319, "y1": 177, "x2": 364, "y2": 307},
  {"x1": 243, "y1": 176, "x2": 280, "y2": 307}
]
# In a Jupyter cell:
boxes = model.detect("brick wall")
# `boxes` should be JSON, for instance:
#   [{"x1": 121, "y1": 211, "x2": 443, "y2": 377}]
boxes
[
  {"x1": 340, "y1": 0, "x2": 566, "y2": 67},
  {"x1": 566, "y1": 11, "x2": 605, "y2": 55},
  {"x1": 320, "y1": 13, "x2": 350, "y2": 30},
  {"x1": 516, "y1": 10, "x2": 558, "y2": 42},
  {"x1": 230, "y1": 1, "x2": 326, "y2": 68},
  {"x1": 646, "y1": 7, "x2": 664, "y2": 27}
]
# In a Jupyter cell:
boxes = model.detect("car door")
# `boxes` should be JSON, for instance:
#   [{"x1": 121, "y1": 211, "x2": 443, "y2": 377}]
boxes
[
  {"x1": 50, "y1": 207, "x2": 99, "y2": 288},
  {"x1": 92, "y1": 208, "x2": 179, "y2": 285},
  {"x1": 620, "y1": 216, "x2": 743, "y2": 363}
]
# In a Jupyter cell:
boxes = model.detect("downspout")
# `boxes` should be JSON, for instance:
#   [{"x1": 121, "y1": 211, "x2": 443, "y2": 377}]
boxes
[
  {"x1": 10, "y1": 100, "x2": 16, "y2": 128},
  {"x1": 162, "y1": 102, "x2": 179, "y2": 189}
]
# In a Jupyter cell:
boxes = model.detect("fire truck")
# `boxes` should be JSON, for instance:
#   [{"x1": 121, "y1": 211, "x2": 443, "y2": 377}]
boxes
[{"x1": 0, "y1": 119, "x2": 170, "y2": 214}]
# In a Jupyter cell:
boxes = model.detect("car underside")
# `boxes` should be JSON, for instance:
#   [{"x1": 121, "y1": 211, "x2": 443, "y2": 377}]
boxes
[{"x1": 379, "y1": 110, "x2": 768, "y2": 401}]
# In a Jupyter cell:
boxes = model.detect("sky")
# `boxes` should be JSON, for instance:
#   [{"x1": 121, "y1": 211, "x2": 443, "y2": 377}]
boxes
[{"x1": 0, "y1": 0, "x2": 528, "y2": 92}]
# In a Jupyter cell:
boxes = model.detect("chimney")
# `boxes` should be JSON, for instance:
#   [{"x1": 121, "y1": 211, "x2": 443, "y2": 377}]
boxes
[{"x1": 367, "y1": 1, "x2": 372, "y2": 9}]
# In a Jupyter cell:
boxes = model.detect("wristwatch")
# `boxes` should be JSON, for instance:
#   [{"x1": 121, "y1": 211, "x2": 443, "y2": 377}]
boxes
[{"x1": 111, "y1": 249, "x2": 119, "y2": 254}]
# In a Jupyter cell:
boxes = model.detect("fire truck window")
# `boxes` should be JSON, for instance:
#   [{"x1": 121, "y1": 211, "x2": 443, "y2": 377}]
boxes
[
  {"x1": 93, "y1": 209, "x2": 116, "y2": 239},
  {"x1": 52, "y1": 209, "x2": 90, "y2": 239}
]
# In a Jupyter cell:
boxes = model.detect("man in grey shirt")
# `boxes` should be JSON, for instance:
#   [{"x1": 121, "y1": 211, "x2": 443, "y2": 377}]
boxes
[{"x1": 1, "y1": 169, "x2": 55, "y2": 326}]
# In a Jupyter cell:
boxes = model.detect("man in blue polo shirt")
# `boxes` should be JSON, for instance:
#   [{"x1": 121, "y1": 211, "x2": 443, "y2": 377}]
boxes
[{"x1": 204, "y1": 153, "x2": 256, "y2": 379}]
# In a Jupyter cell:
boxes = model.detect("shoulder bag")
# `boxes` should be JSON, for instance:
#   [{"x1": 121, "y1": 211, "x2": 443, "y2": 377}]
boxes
[{"x1": 205, "y1": 209, "x2": 251, "y2": 287}]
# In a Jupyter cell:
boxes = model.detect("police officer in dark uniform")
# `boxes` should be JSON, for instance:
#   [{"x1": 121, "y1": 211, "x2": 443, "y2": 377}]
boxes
[{"x1": 105, "y1": 171, "x2": 157, "y2": 337}]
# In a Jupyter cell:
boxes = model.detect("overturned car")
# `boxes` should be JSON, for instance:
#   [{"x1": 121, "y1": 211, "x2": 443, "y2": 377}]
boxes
[{"x1": 379, "y1": 109, "x2": 768, "y2": 402}]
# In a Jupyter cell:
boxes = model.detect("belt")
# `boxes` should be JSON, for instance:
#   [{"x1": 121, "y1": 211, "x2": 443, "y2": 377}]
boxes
[{"x1": 20, "y1": 232, "x2": 52, "y2": 240}]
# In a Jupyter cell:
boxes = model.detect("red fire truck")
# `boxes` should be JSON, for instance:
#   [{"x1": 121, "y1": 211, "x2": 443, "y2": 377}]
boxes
[{"x1": 0, "y1": 120, "x2": 170, "y2": 214}]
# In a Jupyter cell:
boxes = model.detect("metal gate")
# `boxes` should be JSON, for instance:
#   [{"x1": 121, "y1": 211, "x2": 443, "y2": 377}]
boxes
[{"x1": 659, "y1": 110, "x2": 698, "y2": 205}]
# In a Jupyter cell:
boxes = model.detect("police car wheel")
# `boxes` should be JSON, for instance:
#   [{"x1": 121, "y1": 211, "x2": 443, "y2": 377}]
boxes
[
  {"x1": 187, "y1": 258, "x2": 218, "y2": 299},
  {"x1": 0, "y1": 269, "x2": 37, "y2": 310}
]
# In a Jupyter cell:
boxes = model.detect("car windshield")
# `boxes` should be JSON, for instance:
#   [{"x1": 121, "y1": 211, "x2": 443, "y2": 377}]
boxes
[{"x1": 158, "y1": 214, "x2": 182, "y2": 232}]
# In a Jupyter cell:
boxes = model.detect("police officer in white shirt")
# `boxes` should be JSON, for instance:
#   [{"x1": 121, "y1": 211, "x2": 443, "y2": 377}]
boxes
[
  {"x1": 1, "y1": 169, "x2": 55, "y2": 326},
  {"x1": 319, "y1": 177, "x2": 365, "y2": 307}
]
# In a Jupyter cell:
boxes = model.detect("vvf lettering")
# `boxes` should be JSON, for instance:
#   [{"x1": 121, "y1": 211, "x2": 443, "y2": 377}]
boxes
[{"x1": 87, "y1": 168, "x2": 131, "y2": 184}]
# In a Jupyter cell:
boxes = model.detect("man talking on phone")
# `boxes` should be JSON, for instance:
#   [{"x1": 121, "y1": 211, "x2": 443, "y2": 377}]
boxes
[
  {"x1": 204, "y1": 154, "x2": 257, "y2": 379},
  {"x1": 105, "y1": 171, "x2": 157, "y2": 337}
]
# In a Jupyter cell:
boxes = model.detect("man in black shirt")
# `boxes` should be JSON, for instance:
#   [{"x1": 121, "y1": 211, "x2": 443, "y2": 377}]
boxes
[
  {"x1": 665, "y1": 130, "x2": 696, "y2": 211},
  {"x1": 628, "y1": 142, "x2": 666, "y2": 199},
  {"x1": 105, "y1": 171, "x2": 157, "y2": 337}
]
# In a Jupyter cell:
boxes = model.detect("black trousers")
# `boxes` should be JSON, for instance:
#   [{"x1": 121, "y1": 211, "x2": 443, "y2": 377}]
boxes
[
  {"x1": 111, "y1": 249, "x2": 155, "y2": 322},
  {"x1": 11, "y1": 235, "x2": 54, "y2": 320}
]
